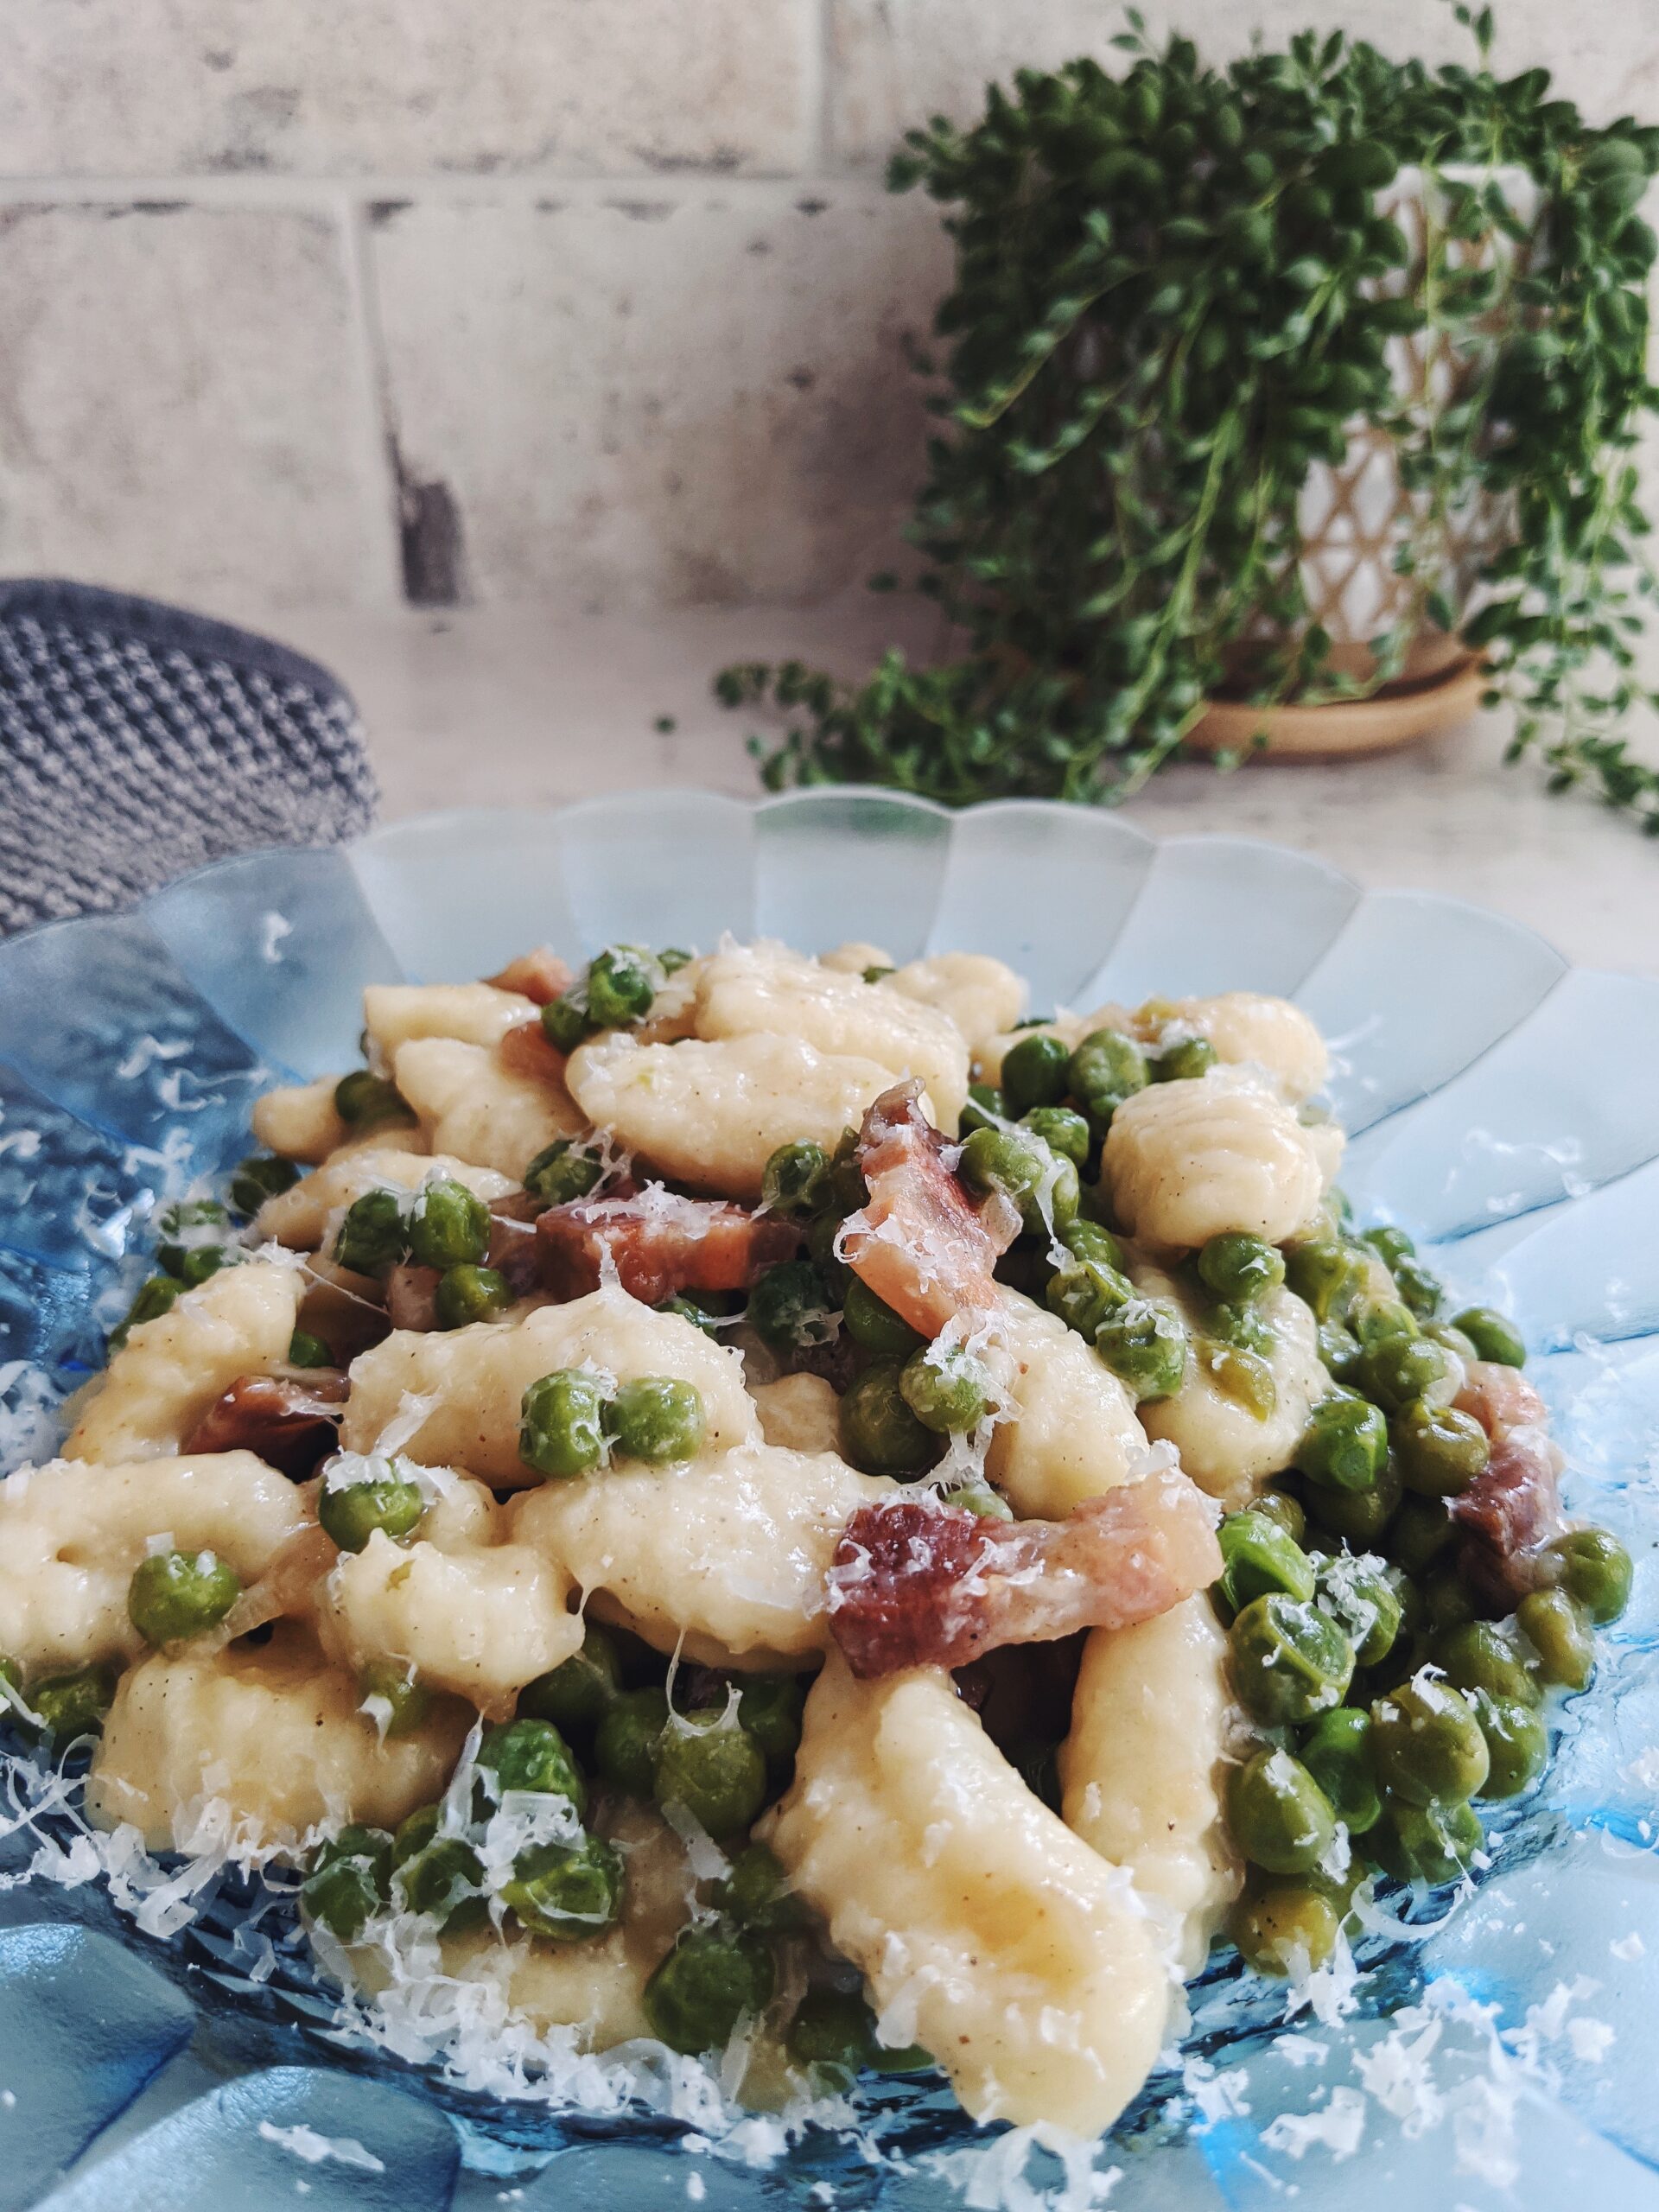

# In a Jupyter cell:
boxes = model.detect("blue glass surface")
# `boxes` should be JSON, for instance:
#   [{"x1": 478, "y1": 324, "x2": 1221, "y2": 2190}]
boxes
[
  {"x1": 0, "y1": 790, "x2": 1652, "y2": 2212},
  {"x1": 46, "y1": 2064, "x2": 461, "y2": 2212},
  {"x1": 0, "y1": 1925, "x2": 194, "y2": 2210},
  {"x1": 148, "y1": 845, "x2": 406, "y2": 1079}
]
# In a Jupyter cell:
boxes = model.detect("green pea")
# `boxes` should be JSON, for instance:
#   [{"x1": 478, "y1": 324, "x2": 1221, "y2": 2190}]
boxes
[
  {"x1": 786, "y1": 1988, "x2": 931, "y2": 2077},
  {"x1": 172, "y1": 1245, "x2": 235, "y2": 1289},
  {"x1": 607, "y1": 1376, "x2": 705, "y2": 1464},
  {"x1": 1370, "y1": 1674, "x2": 1490, "y2": 1805},
  {"x1": 1468, "y1": 1688, "x2": 1548, "y2": 1801},
  {"x1": 288, "y1": 1328, "x2": 334, "y2": 1369},
  {"x1": 407, "y1": 1177, "x2": 491, "y2": 1271},
  {"x1": 1023, "y1": 1105, "x2": 1091, "y2": 1169},
  {"x1": 749, "y1": 1261, "x2": 837, "y2": 1352},
  {"x1": 1423, "y1": 1566, "x2": 1478, "y2": 1632},
  {"x1": 29, "y1": 1665, "x2": 115, "y2": 1742},
  {"x1": 1217, "y1": 1509, "x2": 1316, "y2": 1613},
  {"x1": 1318, "y1": 1556, "x2": 1404, "y2": 1669},
  {"x1": 594, "y1": 1687, "x2": 669, "y2": 1796},
  {"x1": 1426, "y1": 1322, "x2": 1479, "y2": 1363},
  {"x1": 391, "y1": 1802, "x2": 441, "y2": 1869},
  {"x1": 1452, "y1": 1306, "x2": 1527, "y2": 1368},
  {"x1": 228, "y1": 1153, "x2": 302, "y2": 1217},
  {"x1": 1317, "y1": 1320, "x2": 1362, "y2": 1381},
  {"x1": 823, "y1": 1128, "x2": 868, "y2": 1217},
  {"x1": 1202, "y1": 1340, "x2": 1277, "y2": 1420},
  {"x1": 524, "y1": 1140, "x2": 603, "y2": 1206},
  {"x1": 657, "y1": 1294, "x2": 721, "y2": 1335},
  {"x1": 786, "y1": 1987, "x2": 877, "y2": 2075},
  {"x1": 502, "y1": 1834, "x2": 624, "y2": 1943},
  {"x1": 358, "y1": 1660, "x2": 433, "y2": 1738},
  {"x1": 587, "y1": 946, "x2": 658, "y2": 1028},
  {"x1": 520, "y1": 1369, "x2": 609, "y2": 1478},
  {"x1": 941, "y1": 1481, "x2": 1014, "y2": 1521},
  {"x1": 1200, "y1": 1293, "x2": 1274, "y2": 1356},
  {"x1": 334, "y1": 1071, "x2": 411, "y2": 1127},
  {"x1": 334, "y1": 1188, "x2": 411, "y2": 1274},
  {"x1": 1299, "y1": 1707, "x2": 1382, "y2": 1833},
  {"x1": 1362, "y1": 1225, "x2": 1416, "y2": 1270},
  {"x1": 1394, "y1": 1400, "x2": 1490, "y2": 1497},
  {"x1": 959, "y1": 1124, "x2": 1077, "y2": 1233},
  {"x1": 1284, "y1": 1239, "x2": 1370, "y2": 1324},
  {"x1": 1351, "y1": 1296, "x2": 1420, "y2": 1351},
  {"x1": 842, "y1": 1274, "x2": 925, "y2": 1355},
  {"x1": 960, "y1": 1084, "x2": 1007, "y2": 1135},
  {"x1": 840, "y1": 1360, "x2": 938, "y2": 1475},
  {"x1": 1546, "y1": 1527, "x2": 1632, "y2": 1624},
  {"x1": 1358, "y1": 1335, "x2": 1459, "y2": 1415},
  {"x1": 478, "y1": 1718, "x2": 587, "y2": 1815},
  {"x1": 1516, "y1": 1588, "x2": 1595, "y2": 1689},
  {"x1": 127, "y1": 1548, "x2": 240, "y2": 1648},
  {"x1": 659, "y1": 947, "x2": 694, "y2": 975},
  {"x1": 1001, "y1": 1030, "x2": 1072, "y2": 1114},
  {"x1": 1304, "y1": 1449, "x2": 1402, "y2": 1547},
  {"x1": 1226, "y1": 1748, "x2": 1337, "y2": 1875},
  {"x1": 1295, "y1": 1395, "x2": 1389, "y2": 1493},
  {"x1": 1046, "y1": 1253, "x2": 1131, "y2": 1340},
  {"x1": 435, "y1": 1264, "x2": 513, "y2": 1330},
  {"x1": 653, "y1": 1709, "x2": 767, "y2": 1834},
  {"x1": 900, "y1": 1343, "x2": 995, "y2": 1434},
  {"x1": 1385, "y1": 1492, "x2": 1458, "y2": 1576},
  {"x1": 1198, "y1": 1233, "x2": 1287, "y2": 1306},
  {"x1": 397, "y1": 1836, "x2": 488, "y2": 1931},
  {"x1": 1431, "y1": 1620, "x2": 1541, "y2": 1707},
  {"x1": 302, "y1": 1825, "x2": 393, "y2": 1941},
  {"x1": 1067, "y1": 1029, "x2": 1148, "y2": 1128},
  {"x1": 737, "y1": 1675, "x2": 805, "y2": 1766},
  {"x1": 645, "y1": 1928, "x2": 776, "y2": 2055},
  {"x1": 804, "y1": 1212, "x2": 853, "y2": 1299},
  {"x1": 541, "y1": 994, "x2": 591, "y2": 1052},
  {"x1": 1061, "y1": 1219, "x2": 1128, "y2": 1272},
  {"x1": 1095, "y1": 1298, "x2": 1188, "y2": 1402},
  {"x1": 1228, "y1": 1881, "x2": 1341, "y2": 1975},
  {"x1": 1230, "y1": 1592, "x2": 1354, "y2": 1726},
  {"x1": 1252, "y1": 1489, "x2": 1306, "y2": 1545},
  {"x1": 1369, "y1": 1796, "x2": 1483, "y2": 1888},
  {"x1": 156, "y1": 1198, "x2": 231, "y2": 1279},
  {"x1": 1392, "y1": 1257, "x2": 1443, "y2": 1320},
  {"x1": 519, "y1": 1624, "x2": 622, "y2": 1734},
  {"x1": 761, "y1": 1141, "x2": 830, "y2": 1217},
  {"x1": 716, "y1": 1841, "x2": 810, "y2": 1933},
  {"x1": 1151, "y1": 1036, "x2": 1217, "y2": 1083},
  {"x1": 109, "y1": 1274, "x2": 181, "y2": 1351},
  {"x1": 318, "y1": 1466, "x2": 426, "y2": 1553}
]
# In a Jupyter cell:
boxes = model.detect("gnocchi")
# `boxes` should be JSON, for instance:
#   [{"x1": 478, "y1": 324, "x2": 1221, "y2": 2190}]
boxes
[
  {"x1": 340, "y1": 1287, "x2": 758, "y2": 1484},
  {"x1": 26, "y1": 933, "x2": 1578, "y2": 2152},
  {"x1": 1103, "y1": 1069, "x2": 1332, "y2": 1247},
  {"x1": 512, "y1": 1441, "x2": 893, "y2": 1670},
  {"x1": 66, "y1": 1261, "x2": 303, "y2": 1464},
  {"x1": 761, "y1": 1656, "x2": 1170, "y2": 2133}
]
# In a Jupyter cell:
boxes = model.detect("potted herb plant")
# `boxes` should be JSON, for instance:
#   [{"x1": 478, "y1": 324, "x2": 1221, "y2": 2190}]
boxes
[{"x1": 721, "y1": 10, "x2": 1659, "y2": 826}]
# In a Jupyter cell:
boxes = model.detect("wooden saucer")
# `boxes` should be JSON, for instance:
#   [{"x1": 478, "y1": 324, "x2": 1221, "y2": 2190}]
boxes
[{"x1": 1185, "y1": 656, "x2": 1488, "y2": 760}]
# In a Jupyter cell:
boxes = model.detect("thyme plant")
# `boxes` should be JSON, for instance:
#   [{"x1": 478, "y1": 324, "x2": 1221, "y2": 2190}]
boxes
[{"x1": 720, "y1": 11, "x2": 1659, "y2": 826}]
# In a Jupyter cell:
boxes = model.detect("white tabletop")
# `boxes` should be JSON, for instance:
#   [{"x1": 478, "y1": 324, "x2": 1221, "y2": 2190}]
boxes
[{"x1": 282, "y1": 600, "x2": 1659, "y2": 980}]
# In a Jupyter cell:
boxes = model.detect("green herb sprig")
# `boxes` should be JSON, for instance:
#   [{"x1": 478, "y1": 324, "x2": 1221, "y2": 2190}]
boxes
[{"x1": 720, "y1": 10, "x2": 1659, "y2": 828}]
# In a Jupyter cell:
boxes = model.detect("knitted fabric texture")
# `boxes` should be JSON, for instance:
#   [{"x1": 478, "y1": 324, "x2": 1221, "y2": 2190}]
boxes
[{"x1": 0, "y1": 581, "x2": 377, "y2": 937}]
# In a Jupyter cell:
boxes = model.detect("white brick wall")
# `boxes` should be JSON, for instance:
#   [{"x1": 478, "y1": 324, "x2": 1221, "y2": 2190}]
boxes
[{"x1": 0, "y1": 0, "x2": 1651, "y2": 621}]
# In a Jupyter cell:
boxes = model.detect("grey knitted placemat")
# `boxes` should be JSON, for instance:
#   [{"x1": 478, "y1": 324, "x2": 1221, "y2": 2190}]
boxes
[{"x1": 0, "y1": 580, "x2": 378, "y2": 938}]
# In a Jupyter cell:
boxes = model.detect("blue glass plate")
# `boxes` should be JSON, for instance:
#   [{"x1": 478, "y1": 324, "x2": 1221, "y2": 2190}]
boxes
[{"x1": 0, "y1": 790, "x2": 1655, "y2": 2212}]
